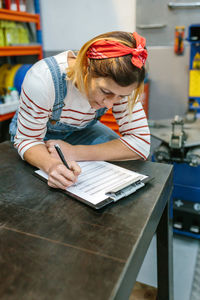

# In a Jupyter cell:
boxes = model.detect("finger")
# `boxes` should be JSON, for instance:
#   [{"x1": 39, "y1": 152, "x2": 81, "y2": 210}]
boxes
[
  {"x1": 46, "y1": 144, "x2": 59, "y2": 158},
  {"x1": 51, "y1": 165, "x2": 77, "y2": 184},
  {"x1": 48, "y1": 171, "x2": 75, "y2": 190},
  {"x1": 45, "y1": 140, "x2": 52, "y2": 146},
  {"x1": 46, "y1": 146, "x2": 54, "y2": 155},
  {"x1": 45, "y1": 140, "x2": 57, "y2": 147},
  {"x1": 69, "y1": 161, "x2": 81, "y2": 176},
  {"x1": 48, "y1": 146, "x2": 55, "y2": 153},
  {"x1": 48, "y1": 178, "x2": 73, "y2": 190},
  {"x1": 60, "y1": 167, "x2": 78, "y2": 183}
]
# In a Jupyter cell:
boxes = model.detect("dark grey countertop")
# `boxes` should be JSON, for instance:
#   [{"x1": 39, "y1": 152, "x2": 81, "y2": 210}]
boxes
[{"x1": 0, "y1": 141, "x2": 173, "y2": 300}]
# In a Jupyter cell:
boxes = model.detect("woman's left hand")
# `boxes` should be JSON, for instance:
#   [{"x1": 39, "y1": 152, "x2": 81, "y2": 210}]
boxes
[{"x1": 45, "y1": 140, "x2": 74, "y2": 160}]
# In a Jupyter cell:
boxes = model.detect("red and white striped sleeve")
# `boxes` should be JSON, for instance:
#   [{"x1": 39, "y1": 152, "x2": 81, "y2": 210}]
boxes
[
  {"x1": 14, "y1": 60, "x2": 54, "y2": 159},
  {"x1": 112, "y1": 100, "x2": 150, "y2": 160}
]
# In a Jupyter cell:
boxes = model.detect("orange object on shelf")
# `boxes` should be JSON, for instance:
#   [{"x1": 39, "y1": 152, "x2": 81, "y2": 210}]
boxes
[
  {"x1": 0, "y1": 111, "x2": 15, "y2": 121},
  {"x1": 100, "y1": 81, "x2": 149, "y2": 134}
]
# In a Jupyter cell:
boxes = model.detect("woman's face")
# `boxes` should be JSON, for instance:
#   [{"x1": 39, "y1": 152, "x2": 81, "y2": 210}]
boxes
[{"x1": 87, "y1": 77, "x2": 138, "y2": 110}]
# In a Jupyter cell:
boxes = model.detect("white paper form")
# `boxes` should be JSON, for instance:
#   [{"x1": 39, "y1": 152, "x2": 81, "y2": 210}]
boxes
[{"x1": 35, "y1": 161, "x2": 148, "y2": 205}]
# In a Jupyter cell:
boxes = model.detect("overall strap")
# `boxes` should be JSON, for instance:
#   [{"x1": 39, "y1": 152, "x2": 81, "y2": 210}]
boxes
[
  {"x1": 95, "y1": 107, "x2": 108, "y2": 119},
  {"x1": 44, "y1": 56, "x2": 67, "y2": 121}
]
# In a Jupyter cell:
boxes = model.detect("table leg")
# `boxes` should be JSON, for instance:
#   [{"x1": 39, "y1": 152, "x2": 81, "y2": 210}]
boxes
[{"x1": 157, "y1": 201, "x2": 174, "y2": 300}]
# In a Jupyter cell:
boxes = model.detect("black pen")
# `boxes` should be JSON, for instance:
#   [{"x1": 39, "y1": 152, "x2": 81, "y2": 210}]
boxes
[{"x1": 54, "y1": 144, "x2": 70, "y2": 170}]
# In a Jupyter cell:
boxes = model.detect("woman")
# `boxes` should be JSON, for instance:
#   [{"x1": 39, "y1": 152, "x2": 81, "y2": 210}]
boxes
[{"x1": 10, "y1": 31, "x2": 150, "y2": 190}]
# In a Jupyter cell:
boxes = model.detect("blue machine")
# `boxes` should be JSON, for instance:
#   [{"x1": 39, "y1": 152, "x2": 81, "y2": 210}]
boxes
[
  {"x1": 172, "y1": 162, "x2": 200, "y2": 239},
  {"x1": 150, "y1": 115, "x2": 200, "y2": 239},
  {"x1": 150, "y1": 24, "x2": 200, "y2": 239},
  {"x1": 173, "y1": 25, "x2": 200, "y2": 239}
]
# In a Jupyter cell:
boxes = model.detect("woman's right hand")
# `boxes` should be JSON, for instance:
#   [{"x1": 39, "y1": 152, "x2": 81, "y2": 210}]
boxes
[{"x1": 47, "y1": 160, "x2": 81, "y2": 190}]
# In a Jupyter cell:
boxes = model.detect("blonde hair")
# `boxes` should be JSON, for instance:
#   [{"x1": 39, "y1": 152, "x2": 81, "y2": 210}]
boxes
[{"x1": 67, "y1": 31, "x2": 146, "y2": 112}]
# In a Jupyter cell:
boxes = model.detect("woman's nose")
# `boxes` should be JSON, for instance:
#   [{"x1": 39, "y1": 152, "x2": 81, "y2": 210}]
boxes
[
  {"x1": 103, "y1": 99, "x2": 114, "y2": 109},
  {"x1": 103, "y1": 95, "x2": 122, "y2": 109}
]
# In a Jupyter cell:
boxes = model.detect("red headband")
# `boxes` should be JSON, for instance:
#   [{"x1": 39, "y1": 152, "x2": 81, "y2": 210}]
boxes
[{"x1": 86, "y1": 32, "x2": 148, "y2": 69}]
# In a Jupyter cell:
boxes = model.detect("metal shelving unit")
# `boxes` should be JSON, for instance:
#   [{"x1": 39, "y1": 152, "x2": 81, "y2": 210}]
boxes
[
  {"x1": 0, "y1": 7, "x2": 43, "y2": 60},
  {"x1": 0, "y1": 1, "x2": 43, "y2": 124}
]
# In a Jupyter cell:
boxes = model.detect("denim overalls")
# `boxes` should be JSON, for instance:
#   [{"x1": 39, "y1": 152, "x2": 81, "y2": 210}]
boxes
[{"x1": 9, "y1": 56, "x2": 119, "y2": 145}]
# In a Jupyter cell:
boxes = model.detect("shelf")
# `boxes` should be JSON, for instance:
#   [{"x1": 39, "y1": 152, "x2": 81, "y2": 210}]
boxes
[
  {"x1": 0, "y1": 111, "x2": 15, "y2": 122},
  {"x1": 0, "y1": 8, "x2": 40, "y2": 29},
  {"x1": 0, "y1": 3, "x2": 43, "y2": 126},
  {"x1": 0, "y1": 45, "x2": 43, "y2": 59}
]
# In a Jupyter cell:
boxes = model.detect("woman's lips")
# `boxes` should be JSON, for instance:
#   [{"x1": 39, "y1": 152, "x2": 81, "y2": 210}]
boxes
[{"x1": 95, "y1": 102, "x2": 104, "y2": 108}]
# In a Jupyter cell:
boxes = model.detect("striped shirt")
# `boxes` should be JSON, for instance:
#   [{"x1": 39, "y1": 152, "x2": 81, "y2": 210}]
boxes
[{"x1": 14, "y1": 51, "x2": 150, "y2": 160}]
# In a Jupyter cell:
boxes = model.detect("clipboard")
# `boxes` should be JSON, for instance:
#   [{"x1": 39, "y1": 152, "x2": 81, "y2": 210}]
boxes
[{"x1": 34, "y1": 161, "x2": 151, "y2": 209}]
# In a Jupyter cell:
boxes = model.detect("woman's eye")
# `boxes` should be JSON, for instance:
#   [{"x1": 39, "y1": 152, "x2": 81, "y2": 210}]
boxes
[{"x1": 101, "y1": 89, "x2": 111, "y2": 95}]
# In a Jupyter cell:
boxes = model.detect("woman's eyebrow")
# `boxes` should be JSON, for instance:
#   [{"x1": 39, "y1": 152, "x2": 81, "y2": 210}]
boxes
[
  {"x1": 101, "y1": 87, "x2": 130, "y2": 97},
  {"x1": 119, "y1": 91, "x2": 132, "y2": 97},
  {"x1": 120, "y1": 93, "x2": 131, "y2": 97}
]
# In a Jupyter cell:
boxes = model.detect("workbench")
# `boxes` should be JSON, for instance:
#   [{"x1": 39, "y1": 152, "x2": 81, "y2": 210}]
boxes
[{"x1": 0, "y1": 141, "x2": 174, "y2": 300}]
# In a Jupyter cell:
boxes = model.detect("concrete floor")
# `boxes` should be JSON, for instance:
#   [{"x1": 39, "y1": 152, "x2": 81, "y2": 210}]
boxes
[{"x1": 136, "y1": 233, "x2": 199, "y2": 300}]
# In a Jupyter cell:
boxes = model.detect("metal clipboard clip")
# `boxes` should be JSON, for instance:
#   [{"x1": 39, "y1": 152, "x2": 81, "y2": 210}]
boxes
[{"x1": 106, "y1": 180, "x2": 145, "y2": 202}]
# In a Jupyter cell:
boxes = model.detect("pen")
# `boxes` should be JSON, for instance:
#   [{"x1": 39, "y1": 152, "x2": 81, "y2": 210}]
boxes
[{"x1": 54, "y1": 144, "x2": 70, "y2": 170}]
